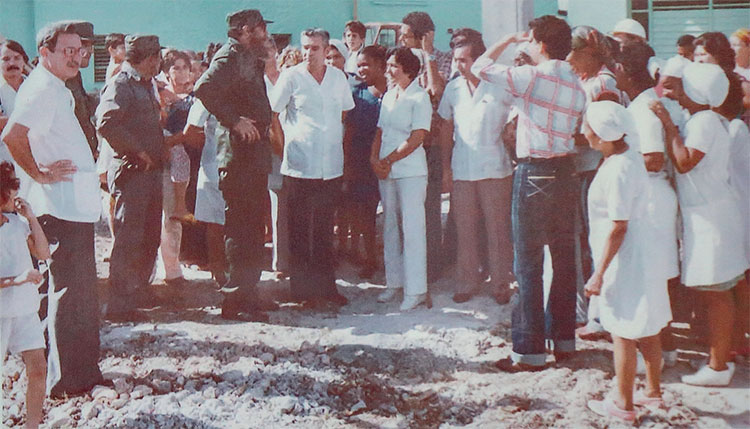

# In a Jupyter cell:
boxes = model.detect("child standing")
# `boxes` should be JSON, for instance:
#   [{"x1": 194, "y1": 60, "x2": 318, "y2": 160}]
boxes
[{"x1": 1, "y1": 161, "x2": 49, "y2": 429}]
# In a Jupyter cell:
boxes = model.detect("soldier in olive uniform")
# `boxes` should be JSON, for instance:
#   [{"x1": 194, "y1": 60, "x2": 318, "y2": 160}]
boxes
[
  {"x1": 194, "y1": 9, "x2": 274, "y2": 321},
  {"x1": 96, "y1": 35, "x2": 174, "y2": 320},
  {"x1": 65, "y1": 21, "x2": 98, "y2": 157}
]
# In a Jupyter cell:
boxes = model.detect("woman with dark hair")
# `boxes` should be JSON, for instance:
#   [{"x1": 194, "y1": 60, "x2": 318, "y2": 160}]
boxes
[
  {"x1": 341, "y1": 45, "x2": 387, "y2": 279},
  {"x1": 582, "y1": 101, "x2": 669, "y2": 423},
  {"x1": 566, "y1": 25, "x2": 627, "y2": 340},
  {"x1": 650, "y1": 62, "x2": 748, "y2": 386},
  {"x1": 615, "y1": 41, "x2": 681, "y2": 367},
  {"x1": 158, "y1": 49, "x2": 200, "y2": 285},
  {"x1": 371, "y1": 47, "x2": 432, "y2": 310}
]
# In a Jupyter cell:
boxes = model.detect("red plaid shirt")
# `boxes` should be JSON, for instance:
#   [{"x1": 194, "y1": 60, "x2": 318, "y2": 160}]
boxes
[{"x1": 473, "y1": 57, "x2": 586, "y2": 159}]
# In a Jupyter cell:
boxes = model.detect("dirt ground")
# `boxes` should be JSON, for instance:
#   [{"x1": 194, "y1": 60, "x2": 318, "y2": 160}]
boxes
[{"x1": 2, "y1": 221, "x2": 749, "y2": 428}]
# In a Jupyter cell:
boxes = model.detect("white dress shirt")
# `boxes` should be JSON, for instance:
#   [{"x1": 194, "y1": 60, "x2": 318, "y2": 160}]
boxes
[
  {"x1": 270, "y1": 63, "x2": 355, "y2": 180},
  {"x1": 5, "y1": 65, "x2": 99, "y2": 222},
  {"x1": 438, "y1": 75, "x2": 513, "y2": 181},
  {"x1": 377, "y1": 79, "x2": 432, "y2": 179}
]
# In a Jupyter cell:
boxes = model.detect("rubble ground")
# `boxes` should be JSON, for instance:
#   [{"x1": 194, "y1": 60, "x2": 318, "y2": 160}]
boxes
[{"x1": 2, "y1": 227, "x2": 749, "y2": 428}]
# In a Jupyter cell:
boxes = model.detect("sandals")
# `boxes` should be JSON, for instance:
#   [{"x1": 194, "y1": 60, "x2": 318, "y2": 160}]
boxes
[{"x1": 588, "y1": 397, "x2": 636, "y2": 422}]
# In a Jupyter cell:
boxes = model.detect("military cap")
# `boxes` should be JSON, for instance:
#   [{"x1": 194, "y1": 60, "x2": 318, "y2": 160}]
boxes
[
  {"x1": 227, "y1": 9, "x2": 272, "y2": 30},
  {"x1": 67, "y1": 21, "x2": 94, "y2": 41},
  {"x1": 125, "y1": 34, "x2": 161, "y2": 58}
]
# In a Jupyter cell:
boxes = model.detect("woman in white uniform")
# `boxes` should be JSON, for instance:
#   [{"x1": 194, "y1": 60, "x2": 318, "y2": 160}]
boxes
[
  {"x1": 651, "y1": 62, "x2": 748, "y2": 387},
  {"x1": 614, "y1": 42, "x2": 682, "y2": 365},
  {"x1": 371, "y1": 47, "x2": 432, "y2": 311},
  {"x1": 583, "y1": 101, "x2": 671, "y2": 423}
]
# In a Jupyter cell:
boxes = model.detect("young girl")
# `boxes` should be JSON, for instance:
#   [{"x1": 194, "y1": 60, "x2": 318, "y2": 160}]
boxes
[
  {"x1": 582, "y1": 102, "x2": 671, "y2": 422},
  {"x1": 0, "y1": 161, "x2": 50, "y2": 429}
]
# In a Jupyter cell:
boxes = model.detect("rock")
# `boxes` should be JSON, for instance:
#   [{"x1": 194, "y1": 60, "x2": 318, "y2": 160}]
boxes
[
  {"x1": 111, "y1": 394, "x2": 129, "y2": 410},
  {"x1": 131, "y1": 385, "x2": 153, "y2": 400},
  {"x1": 222, "y1": 370, "x2": 244, "y2": 383},
  {"x1": 184, "y1": 379, "x2": 198, "y2": 391},
  {"x1": 320, "y1": 354, "x2": 331, "y2": 365},
  {"x1": 259, "y1": 352, "x2": 275, "y2": 364},
  {"x1": 350, "y1": 400, "x2": 367, "y2": 414},
  {"x1": 81, "y1": 402, "x2": 99, "y2": 420},
  {"x1": 202, "y1": 386, "x2": 218, "y2": 399},
  {"x1": 113, "y1": 378, "x2": 132, "y2": 395},
  {"x1": 152, "y1": 379, "x2": 172, "y2": 394},
  {"x1": 273, "y1": 396, "x2": 298, "y2": 414},
  {"x1": 49, "y1": 416, "x2": 71, "y2": 428},
  {"x1": 176, "y1": 375, "x2": 186, "y2": 387},
  {"x1": 92, "y1": 386, "x2": 118, "y2": 403}
]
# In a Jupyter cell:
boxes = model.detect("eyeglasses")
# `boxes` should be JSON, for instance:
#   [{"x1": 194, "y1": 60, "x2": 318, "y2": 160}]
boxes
[{"x1": 60, "y1": 47, "x2": 89, "y2": 57}]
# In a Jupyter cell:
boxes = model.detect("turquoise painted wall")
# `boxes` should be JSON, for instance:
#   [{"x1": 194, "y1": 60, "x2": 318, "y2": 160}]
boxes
[
  {"x1": 1, "y1": 0, "x2": 481, "y2": 90},
  {"x1": 534, "y1": 0, "x2": 559, "y2": 17}
]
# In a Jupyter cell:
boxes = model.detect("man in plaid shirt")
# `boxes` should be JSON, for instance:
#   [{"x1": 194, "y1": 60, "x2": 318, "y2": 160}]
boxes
[{"x1": 471, "y1": 15, "x2": 586, "y2": 372}]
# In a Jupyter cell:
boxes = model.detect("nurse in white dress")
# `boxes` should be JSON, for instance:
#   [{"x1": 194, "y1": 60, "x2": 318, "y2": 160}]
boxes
[
  {"x1": 650, "y1": 62, "x2": 749, "y2": 387},
  {"x1": 370, "y1": 47, "x2": 432, "y2": 311},
  {"x1": 583, "y1": 101, "x2": 671, "y2": 423}
]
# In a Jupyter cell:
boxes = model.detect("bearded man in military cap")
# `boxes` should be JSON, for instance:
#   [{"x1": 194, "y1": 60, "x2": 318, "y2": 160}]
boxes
[
  {"x1": 96, "y1": 35, "x2": 181, "y2": 321},
  {"x1": 195, "y1": 9, "x2": 276, "y2": 321},
  {"x1": 64, "y1": 20, "x2": 99, "y2": 157}
]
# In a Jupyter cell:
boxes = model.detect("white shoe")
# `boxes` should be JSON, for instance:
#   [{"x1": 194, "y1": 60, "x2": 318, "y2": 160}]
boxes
[
  {"x1": 377, "y1": 288, "x2": 400, "y2": 303},
  {"x1": 399, "y1": 293, "x2": 432, "y2": 311},
  {"x1": 681, "y1": 362, "x2": 735, "y2": 386}
]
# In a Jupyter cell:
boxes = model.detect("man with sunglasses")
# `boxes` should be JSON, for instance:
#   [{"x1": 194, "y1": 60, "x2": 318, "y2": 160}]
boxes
[{"x1": 1, "y1": 21, "x2": 103, "y2": 398}]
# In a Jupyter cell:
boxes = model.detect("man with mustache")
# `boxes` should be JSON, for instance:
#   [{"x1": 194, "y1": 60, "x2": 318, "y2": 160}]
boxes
[
  {"x1": 1, "y1": 21, "x2": 103, "y2": 397},
  {"x1": 0, "y1": 40, "x2": 28, "y2": 163}
]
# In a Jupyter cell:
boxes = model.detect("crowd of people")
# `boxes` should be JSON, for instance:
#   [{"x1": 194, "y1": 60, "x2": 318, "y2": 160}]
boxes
[{"x1": 0, "y1": 7, "x2": 748, "y2": 427}]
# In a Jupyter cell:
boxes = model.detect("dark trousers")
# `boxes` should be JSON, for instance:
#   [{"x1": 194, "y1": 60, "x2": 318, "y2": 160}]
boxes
[
  {"x1": 38, "y1": 215, "x2": 103, "y2": 395},
  {"x1": 108, "y1": 168, "x2": 163, "y2": 313},
  {"x1": 219, "y1": 169, "x2": 267, "y2": 310},
  {"x1": 285, "y1": 176, "x2": 340, "y2": 301},
  {"x1": 424, "y1": 143, "x2": 445, "y2": 282},
  {"x1": 510, "y1": 157, "x2": 577, "y2": 366}
]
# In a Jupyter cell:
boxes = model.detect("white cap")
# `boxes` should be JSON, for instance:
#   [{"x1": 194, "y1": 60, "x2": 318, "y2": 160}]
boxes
[
  {"x1": 682, "y1": 62, "x2": 729, "y2": 108},
  {"x1": 327, "y1": 38, "x2": 349, "y2": 59},
  {"x1": 612, "y1": 18, "x2": 646, "y2": 40},
  {"x1": 661, "y1": 55, "x2": 691, "y2": 78},
  {"x1": 585, "y1": 100, "x2": 634, "y2": 142},
  {"x1": 647, "y1": 56, "x2": 665, "y2": 80}
]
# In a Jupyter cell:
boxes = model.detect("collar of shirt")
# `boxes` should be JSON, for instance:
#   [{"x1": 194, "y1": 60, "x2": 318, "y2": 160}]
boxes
[
  {"x1": 37, "y1": 64, "x2": 68, "y2": 90},
  {"x1": 120, "y1": 61, "x2": 145, "y2": 81}
]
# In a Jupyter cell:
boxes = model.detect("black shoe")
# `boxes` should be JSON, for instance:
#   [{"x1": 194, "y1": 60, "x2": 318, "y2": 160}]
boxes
[
  {"x1": 327, "y1": 292, "x2": 349, "y2": 306},
  {"x1": 220, "y1": 307, "x2": 269, "y2": 323},
  {"x1": 553, "y1": 350, "x2": 575, "y2": 363},
  {"x1": 452, "y1": 293, "x2": 472, "y2": 303},
  {"x1": 358, "y1": 265, "x2": 377, "y2": 279},
  {"x1": 494, "y1": 357, "x2": 546, "y2": 373}
]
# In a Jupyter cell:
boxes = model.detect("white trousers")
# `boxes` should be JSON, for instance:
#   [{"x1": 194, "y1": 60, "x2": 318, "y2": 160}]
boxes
[
  {"x1": 160, "y1": 170, "x2": 184, "y2": 280},
  {"x1": 379, "y1": 175, "x2": 428, "y2": 296}
]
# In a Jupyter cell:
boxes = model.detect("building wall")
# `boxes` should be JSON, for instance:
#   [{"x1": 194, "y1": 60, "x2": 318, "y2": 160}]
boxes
[{"x1": 1, "y1": 0, "x2": 482, "y2": 90}]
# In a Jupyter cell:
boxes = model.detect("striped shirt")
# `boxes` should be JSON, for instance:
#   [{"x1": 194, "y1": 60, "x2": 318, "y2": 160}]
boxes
[{"x1": 472, "y1": 57, "x2": 586, "y2": 159}]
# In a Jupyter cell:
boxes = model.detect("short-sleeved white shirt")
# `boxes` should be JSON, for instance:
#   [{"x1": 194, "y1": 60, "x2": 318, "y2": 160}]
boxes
[
  {"x1": 269, "y1": 63, "x2": 355, "y2": 180},
  {"x1": 6, "y1": 66, "x2": 99, "y2": 222},
  {"x1": 0, "y1": 213, "x2": 39, "y2": 318},
  {"x1": 438, "y1": 76, "x2": 513, "y2": 181},
  {"x1": 377, "y1": 79, "x2": 432, "y2": 179},
  {"x1": 677, "y1": 110, "x2": 734, "y2": 208}
]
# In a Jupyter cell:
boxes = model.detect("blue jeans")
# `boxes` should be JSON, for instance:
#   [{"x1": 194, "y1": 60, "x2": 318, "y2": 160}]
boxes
[{"x1": 511, "y1": 157, "x2": 577, "y2": 366}]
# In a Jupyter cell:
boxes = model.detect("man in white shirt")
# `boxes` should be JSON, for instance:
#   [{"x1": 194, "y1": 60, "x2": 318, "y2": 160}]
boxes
[
  {"x1": 0, "y1": 40, "x2": 28, "y2": 161},
  {"x1": 343, "y1": 20, "x2": 366, "y2": 76},
  {"x1": 1, "y1": 21, "x2": 103, "y2": 397},
  {"x1": 438, "y1": 31, "x2": 515, "y2": 306},
  {"x1": 270, "y1": 28, "x2": 354, "y2": 308}
]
